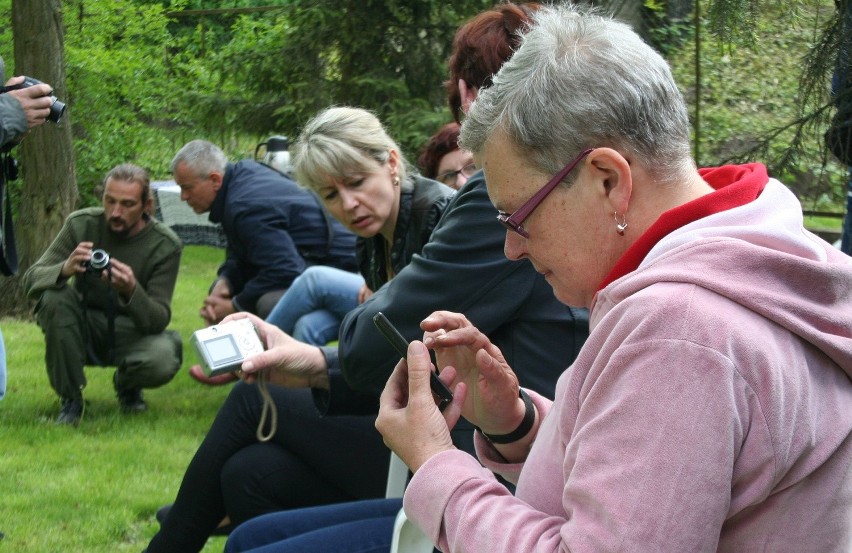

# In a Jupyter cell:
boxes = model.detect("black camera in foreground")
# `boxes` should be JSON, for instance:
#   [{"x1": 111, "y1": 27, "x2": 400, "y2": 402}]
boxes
[
  {"x1": 2, "y1": 76, "x2": 66, "y2": 123},
  {"x1": 83, "y1": 249, "x2": 111, "y2": 274}
]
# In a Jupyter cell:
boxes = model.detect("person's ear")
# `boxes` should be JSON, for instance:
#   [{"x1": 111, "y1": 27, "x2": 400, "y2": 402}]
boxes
[
  {"x1": 459, "y1": 79, "x2": 478, "y2": 115},
  {"x1": 586, "y1": 148, "x2": 633, "y2": 216},
  {"x1": 209, "y1": 171, "x2": 224, "y2": 191},
  {"x1": 387, "y1": 149, "x2": 401, "y2": 181}
]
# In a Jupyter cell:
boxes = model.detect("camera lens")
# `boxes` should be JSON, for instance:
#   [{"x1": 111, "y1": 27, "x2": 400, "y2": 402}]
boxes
[
  {"x1": 89, "y1": 249, "x2": 110, "y2": 271},
  {"x1": 15, "y1": 77, "x2": 65, "y2": 124},
  {"x1": 47, "y1": 97, "x2": 66, "y2": 123}
]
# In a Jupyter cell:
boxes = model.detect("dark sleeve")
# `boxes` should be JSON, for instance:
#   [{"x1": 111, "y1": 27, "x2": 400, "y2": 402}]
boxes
[
  {"x1": 337, "y1": 176, "x2": 540, "y2": 397},
  {"x1": 311, "y1": 346, "x2": 381, "y2": 416},
  {"x1": 22, "y1": 216, "x2": 80, "y2": 299},
  {"x1": 0, "y1": 94, "x2": 27, "y2": 149},
  {"x1": 216, "y1": 250, "x2": 242, "y2": 296},
  {"x1": 228, "y1": 204, "x2": 306, "y2": 313},
  {"x1": 123, "y1": 242, "x2": 182, "y2": 334}
]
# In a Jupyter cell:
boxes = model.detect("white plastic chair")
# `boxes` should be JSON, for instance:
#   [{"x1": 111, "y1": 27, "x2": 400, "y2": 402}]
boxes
[{"x1": 386, "y1": 452, "x2": 435, "y2": 553}]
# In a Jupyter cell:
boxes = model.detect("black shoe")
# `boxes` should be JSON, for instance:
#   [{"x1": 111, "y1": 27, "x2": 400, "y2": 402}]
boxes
[
  {"x1": 56, "y1": 397, "x2": 84, "y2": 426},
  {"x1": 114, "y1": 371, "x2": 148, "y2": 414},
  {"x1": 117, "y1": 387, "x2": 147, "y2": 414}
]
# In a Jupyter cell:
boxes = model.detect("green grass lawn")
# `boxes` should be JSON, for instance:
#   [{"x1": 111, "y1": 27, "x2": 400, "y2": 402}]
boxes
[{"x1": 0, "y1": 245, "x2": 232, "y2": 552}]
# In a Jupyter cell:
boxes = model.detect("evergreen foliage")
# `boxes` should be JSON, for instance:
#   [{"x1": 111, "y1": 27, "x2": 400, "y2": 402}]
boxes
[
  {"x1": 56, "y1": 0, "x2": 493, "y2": 205},
  {"x1": 0, "y1": 0, "x2": 848, "y2": 212}
]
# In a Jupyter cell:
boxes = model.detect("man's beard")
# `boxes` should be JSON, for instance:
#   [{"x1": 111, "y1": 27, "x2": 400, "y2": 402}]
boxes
[{"x1": 108, "y1": 217, "x2": 131, "y2": 237}]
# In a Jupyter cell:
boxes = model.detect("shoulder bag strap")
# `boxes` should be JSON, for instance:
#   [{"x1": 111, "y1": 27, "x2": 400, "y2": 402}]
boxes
[{"x1": 0, "y1": 153, "x2": 18, "y2": 276}]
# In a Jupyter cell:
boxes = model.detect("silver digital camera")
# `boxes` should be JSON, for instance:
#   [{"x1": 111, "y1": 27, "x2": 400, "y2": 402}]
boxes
[{"x1": 191, "y1": 319, "x2": 265, "y2": 377}]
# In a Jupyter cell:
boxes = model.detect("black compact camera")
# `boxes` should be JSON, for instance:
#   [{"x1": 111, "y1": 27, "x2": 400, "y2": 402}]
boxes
[
  {"x1": 83, "y1": 249, "x2": 111, "y2": 274},
  {"x1": 2, "y1": 76, "x2": 66, "y2": 123}
]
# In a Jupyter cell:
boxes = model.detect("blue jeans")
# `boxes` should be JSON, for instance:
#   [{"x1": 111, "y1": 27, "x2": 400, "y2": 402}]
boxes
[
  {"x1": 265, "y1": 266, "x2": 365, "y2": 346},
  {"x1": 0, "y1": 325, "x2": 5, "y2": 400},
  {"x1": 225, "y1": 498, "x2": 402, "y2": 553}
]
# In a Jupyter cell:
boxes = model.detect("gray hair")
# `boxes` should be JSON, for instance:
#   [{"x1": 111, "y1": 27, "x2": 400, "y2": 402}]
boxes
[
  {"x1": 170, "y1": 139, "x2": 228, "y2": 176},
  {"x1": 293, "y1": 106, "x2": 408, "y2": 194},
  {"x1": 460, "y1": 4, "x2": 695, "y2": 185}
]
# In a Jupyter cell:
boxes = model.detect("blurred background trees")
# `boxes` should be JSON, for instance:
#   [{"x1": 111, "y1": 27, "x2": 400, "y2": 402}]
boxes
[{"x1": 0, "y1": 0, "x2": 848, "y2": 315}]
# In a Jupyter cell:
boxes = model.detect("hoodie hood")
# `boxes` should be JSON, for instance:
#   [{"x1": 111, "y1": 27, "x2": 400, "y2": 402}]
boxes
[{"x1": 595, "y1": 177, "x2": 852, "y2": 379}]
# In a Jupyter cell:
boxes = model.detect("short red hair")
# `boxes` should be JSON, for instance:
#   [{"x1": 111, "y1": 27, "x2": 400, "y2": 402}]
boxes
[
  {"x1": 445, "y1": 2, "x2": 541, "y2": 123},
  {"x1": 418, "y1": 122, "x2": 462, "y2": 179}
]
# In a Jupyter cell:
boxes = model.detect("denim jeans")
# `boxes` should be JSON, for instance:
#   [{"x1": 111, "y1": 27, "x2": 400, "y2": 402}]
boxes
[
  {"x1": 225, "y1": 498, "x2": 403, "y2": 553},
  {"x1": 264, "y1": 266, "x2": 365, "y2": 345}
]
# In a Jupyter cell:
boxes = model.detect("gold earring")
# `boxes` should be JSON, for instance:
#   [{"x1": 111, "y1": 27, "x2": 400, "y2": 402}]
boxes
[{"x1": 614, "y1": 212, "x2": 628, "y2": 236}]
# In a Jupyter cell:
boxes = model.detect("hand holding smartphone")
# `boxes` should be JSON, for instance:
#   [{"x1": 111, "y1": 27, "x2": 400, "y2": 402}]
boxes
[{"x1": 373, "y1": 312, "x2": 453, "y2": 411}]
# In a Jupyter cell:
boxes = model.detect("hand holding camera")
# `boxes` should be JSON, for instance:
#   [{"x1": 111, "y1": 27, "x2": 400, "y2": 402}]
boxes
[
  {"x1": 100, "y1": 256, "x2": 137, "y2": 299},
  {"x1": 194, "y1": 313, "x2": 330, "y2": 390},
  {"x1": 192, "y1": 318, "x2": 266, "y2": 377},
  {"x1": 3, "y1": 76, "x2": 65, "y2": 126},
  {"x1": 61, "y1": 242, "x2": 96, "y2": 279},
  {"x1": 192, "y1": 316, "x2": 283, "y2": 442},
  {"x1": 62, "y1": 243, "x2": 110, "y2": 277},
  {"x1": 82, "y1": 249, "x2": 111, "y2": 274},
  {"x1": 61, "y1": 243, "x2": 136, "y2": 298}
]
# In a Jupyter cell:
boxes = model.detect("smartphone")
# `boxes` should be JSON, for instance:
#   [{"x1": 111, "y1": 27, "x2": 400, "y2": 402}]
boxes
[{"x1": 372, "y1": 312, "x2": 453, "y2": 411}]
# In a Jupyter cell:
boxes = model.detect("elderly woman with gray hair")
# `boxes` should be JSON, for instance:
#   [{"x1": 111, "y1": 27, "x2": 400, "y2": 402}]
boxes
[{"x1": 377, "y1": 4, "x2": 852, "y2": 552}]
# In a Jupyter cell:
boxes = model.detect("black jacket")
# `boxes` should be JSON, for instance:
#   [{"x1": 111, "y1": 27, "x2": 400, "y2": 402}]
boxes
[
  {"x1": 209, "y1": 160, "x2": 357, "y2": 313},
  {"x1": 315, "y1": 170, "x2": 589, "y2": 415}
]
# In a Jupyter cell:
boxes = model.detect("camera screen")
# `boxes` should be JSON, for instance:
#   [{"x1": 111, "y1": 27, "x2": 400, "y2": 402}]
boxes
[{"x1": 204, "y1": 335, "x2": 241, "y2": 365}]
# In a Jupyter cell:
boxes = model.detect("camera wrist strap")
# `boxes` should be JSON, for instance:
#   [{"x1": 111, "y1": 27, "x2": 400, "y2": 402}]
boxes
[
  {"x1": 255, "y1": 373, "x2": 278, "y2": 442},
  {"x1": 104, "y1": 266, "x2": 116, "y2": 365},
  {"x1": 80, "y1": 269, "x2": 117, "y2": 366}
]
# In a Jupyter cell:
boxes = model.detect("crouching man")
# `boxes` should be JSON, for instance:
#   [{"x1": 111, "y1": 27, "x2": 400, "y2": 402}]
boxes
[{"x1": 23, "y1": 163, "x2": 183, "y2": 425}]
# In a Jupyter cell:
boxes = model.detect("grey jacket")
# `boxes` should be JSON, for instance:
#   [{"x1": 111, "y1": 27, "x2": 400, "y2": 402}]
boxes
[{"x1": 0, "y1": 56, "x2": 27, "y2": 149}]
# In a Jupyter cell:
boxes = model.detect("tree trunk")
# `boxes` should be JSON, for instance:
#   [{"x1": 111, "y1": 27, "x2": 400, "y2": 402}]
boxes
[{"x1": 0, "y1": 0, "x2": 77, "y2": 318}]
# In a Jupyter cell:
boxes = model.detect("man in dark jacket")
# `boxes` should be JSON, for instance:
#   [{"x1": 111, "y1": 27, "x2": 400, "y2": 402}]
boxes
[
  {"x1": 172, "y1": 140, "x2": 358, "y2": 323},
  {"x1": 172, "y1": 140, "x2": 358, "y2": 383}
]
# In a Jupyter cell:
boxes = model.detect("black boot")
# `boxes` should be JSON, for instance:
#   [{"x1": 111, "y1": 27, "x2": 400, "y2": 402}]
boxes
[
  {"x1": 114, "y1": 372, "x2": 147, "y2": 413},
  {"x1": 117, "y1": 386, "x2": 147, "y2": 413},
  {"x1": 56, "y1": 397, "x2": 84, "y2": 426}
]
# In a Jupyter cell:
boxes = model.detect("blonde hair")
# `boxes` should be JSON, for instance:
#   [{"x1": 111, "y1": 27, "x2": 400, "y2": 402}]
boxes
[{"x1": 293, "y1": 106, "x2": 408, "y2": 193}]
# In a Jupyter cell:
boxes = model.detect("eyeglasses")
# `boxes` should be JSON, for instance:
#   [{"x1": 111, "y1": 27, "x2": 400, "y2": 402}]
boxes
[
  {"x1": 436, "y1": 163, "x2": 477, "y2": 186},
  {"x1": 496, "y1": 148, "x2": 594, "y2": 238}
]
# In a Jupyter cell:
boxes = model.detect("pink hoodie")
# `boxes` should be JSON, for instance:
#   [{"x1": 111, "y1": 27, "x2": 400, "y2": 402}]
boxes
[{"x1": 404, "y1": 165, "x2": 852, "y2": 552}]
